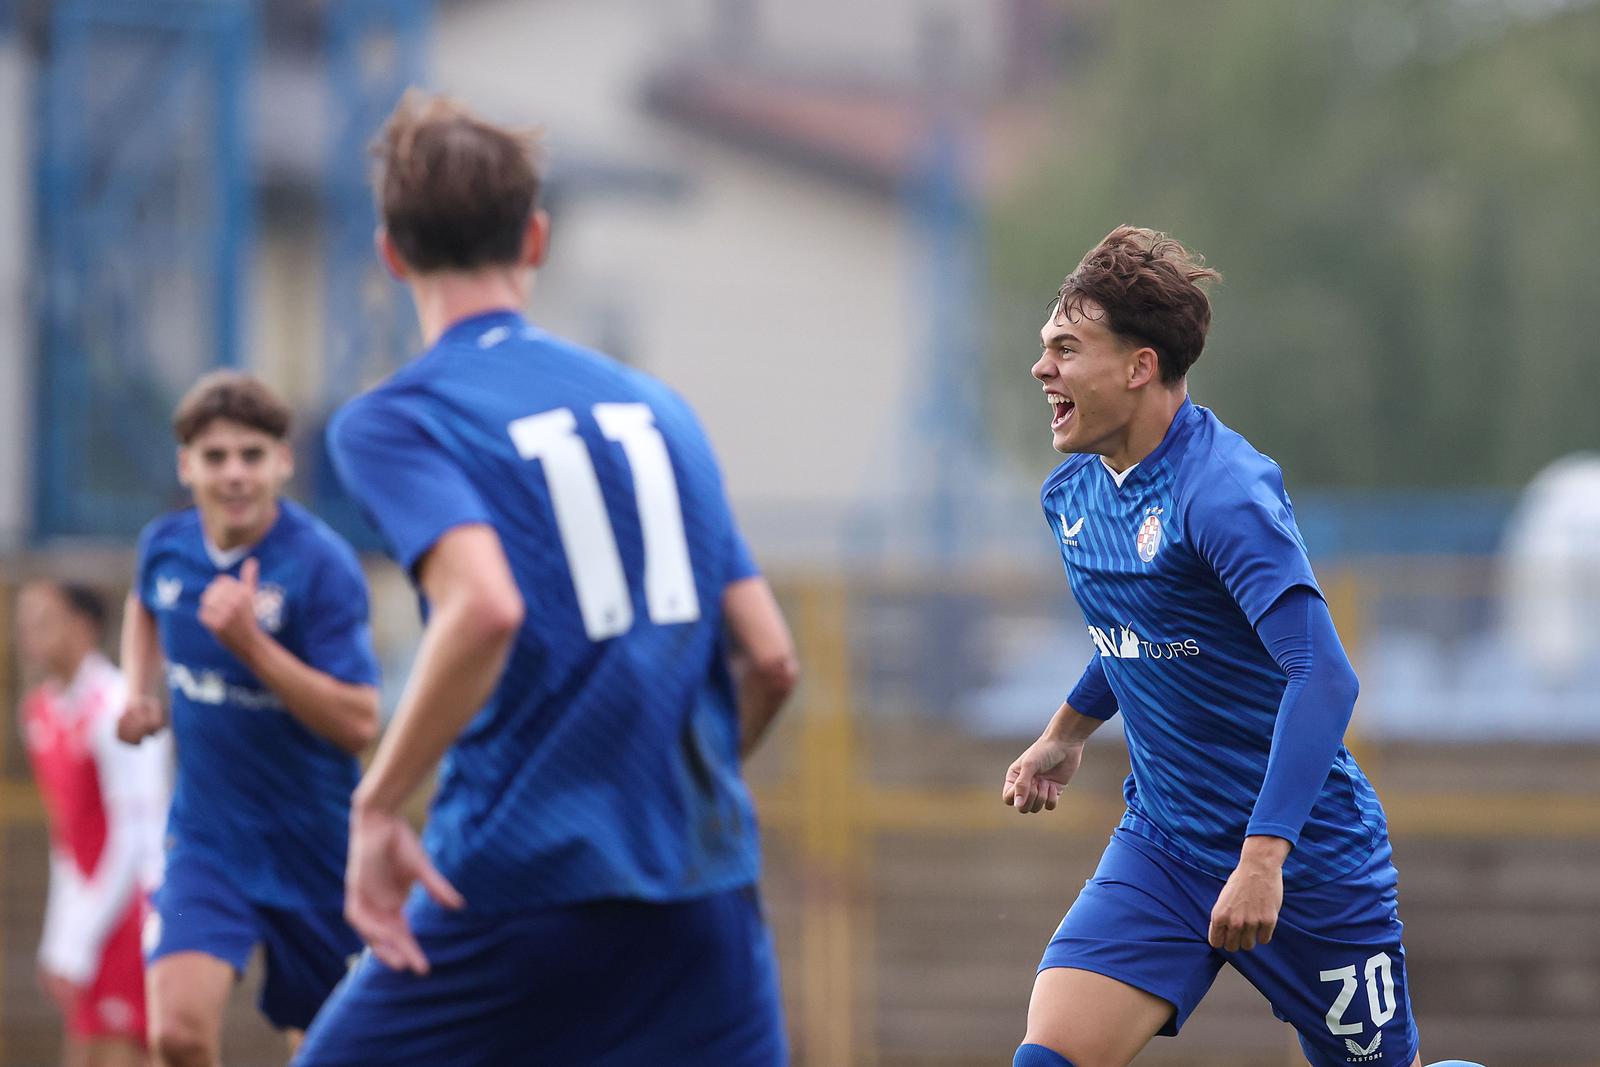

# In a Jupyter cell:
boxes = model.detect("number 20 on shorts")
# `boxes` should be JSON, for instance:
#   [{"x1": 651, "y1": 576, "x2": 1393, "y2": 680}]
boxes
[{"x1": 1320, "y1": 951, "x2": 1397, "y2": 1036}]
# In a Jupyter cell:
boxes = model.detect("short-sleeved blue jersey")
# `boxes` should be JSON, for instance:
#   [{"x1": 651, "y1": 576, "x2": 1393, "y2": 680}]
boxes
[
  {"x1": 1041, "y1": 398, "x2": 1388, "y2": 888},
  {"x1": 327, "y1": 311, "x2": 762, "y2": 914},
  {"x1": 135, "y1": 500, "x2": 380, "y2": 908}
]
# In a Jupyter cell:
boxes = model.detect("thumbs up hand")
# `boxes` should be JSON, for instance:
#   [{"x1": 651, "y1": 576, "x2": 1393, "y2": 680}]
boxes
[{"x1": 199, "y1": 557, "x2": 265, "y2": 658}]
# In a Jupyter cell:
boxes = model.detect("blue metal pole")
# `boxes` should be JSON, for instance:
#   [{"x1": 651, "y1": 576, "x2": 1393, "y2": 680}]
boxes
[{"x1": 35, "y1": 0, "x2": 254, "y2": 538}]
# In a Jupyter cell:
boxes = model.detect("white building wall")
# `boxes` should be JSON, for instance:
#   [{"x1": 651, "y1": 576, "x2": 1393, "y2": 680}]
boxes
[
  {"x1": 433, "y1": 0, "x2": 924, "y2": 551},
  {"x1": 250, "y1": 223, "x2": 326, "y2": 413},
  {"x1": 662, "y1": 0, "x2": 1007, "y2": 87}
]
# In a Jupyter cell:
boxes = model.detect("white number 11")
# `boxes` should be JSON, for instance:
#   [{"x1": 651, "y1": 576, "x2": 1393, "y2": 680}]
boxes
[{"x1": 507, "y1": 403, "x2": 701, "y2": 641}]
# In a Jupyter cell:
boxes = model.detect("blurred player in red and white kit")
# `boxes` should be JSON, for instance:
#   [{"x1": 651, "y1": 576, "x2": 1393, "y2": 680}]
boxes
[{"x1": 18, "y1": 580, "x2": 171, "y2": 1067}]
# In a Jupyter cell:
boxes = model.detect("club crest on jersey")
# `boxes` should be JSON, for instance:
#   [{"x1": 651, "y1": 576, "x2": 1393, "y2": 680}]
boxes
[
  {"x1": 155, "y1": 576, "x2": 182, "y2": 609},
  {"x1": 253, "y1": 583, "x2": 286, "y2": 633},
  {"x1": 1136, "y1": 507, "x2": 1164, "y2": 562}
]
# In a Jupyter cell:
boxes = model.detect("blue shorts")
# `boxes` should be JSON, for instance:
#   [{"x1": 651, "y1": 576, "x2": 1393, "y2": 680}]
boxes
[
  {"x1": 293, "y1": 884, "x2": 787, "y2": 1067},
  {"x1": 1040, "y1": 828, "x2": 1419, "y2": 1067},
  {"x1": 145, "y1": 849, "x2": 361, "y2": 1031}
]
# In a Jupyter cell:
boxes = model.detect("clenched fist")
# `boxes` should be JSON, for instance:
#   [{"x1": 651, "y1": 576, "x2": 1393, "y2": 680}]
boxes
[
  {"x1": 199, "y1": 557, "x2": 263, "y2": 657},
  {"x1": 117, "y1": 693, "x2": 167, "y2": 744}
]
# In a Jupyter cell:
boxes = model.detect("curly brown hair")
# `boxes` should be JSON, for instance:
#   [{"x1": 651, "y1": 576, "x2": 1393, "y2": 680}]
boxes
[
  {"x1": 372, "y1": 89, "x2": 544, "y2": 273},
  {"x1": 1056, "y1": 226, "x2": 1221, "y2": 383},
  {"x1": 171, "y1": 371, "x2": 292, "y2": 444}
]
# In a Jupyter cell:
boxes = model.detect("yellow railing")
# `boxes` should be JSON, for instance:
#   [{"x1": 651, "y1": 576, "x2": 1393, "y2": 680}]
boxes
[
  {"x1": 3, "y1": 566, "x2": 1598, "y2": 1066},
  {"x1": 750, "y1": 570, "x2": 1600, "y2": 1066}
]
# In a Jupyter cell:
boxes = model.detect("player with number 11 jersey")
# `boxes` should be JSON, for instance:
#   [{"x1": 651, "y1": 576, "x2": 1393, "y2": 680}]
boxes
[
  {"x1": 294, "y1": 91, "x2": 797, "y2": 1067},
  {"x1": 331, "y1": 313, "x2": 767, "y2": 908}
]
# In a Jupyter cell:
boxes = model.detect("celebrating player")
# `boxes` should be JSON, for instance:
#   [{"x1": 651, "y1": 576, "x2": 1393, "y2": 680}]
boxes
[
  {"x1": 1003, "y1": 227, "x2": 1427, "y2": 1067},
  {"x1": 118, "y1": 372, "x2": 380, "y2": 1067},
  {"x1": 291, "y1": 91, "x2": 799, "y2": 1067},
  {"x1": 19, "y1": 581, "x2": 170, "y2": 1067}
]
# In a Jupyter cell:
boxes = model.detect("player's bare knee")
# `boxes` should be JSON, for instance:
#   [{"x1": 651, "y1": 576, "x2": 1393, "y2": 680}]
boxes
[
  {"x1": 150, "y1": 1017, "x2": 217, "y2": 1067},
  {"x1": 1021, "y1": 1016, "x2": 1136, "y2": 1067}
]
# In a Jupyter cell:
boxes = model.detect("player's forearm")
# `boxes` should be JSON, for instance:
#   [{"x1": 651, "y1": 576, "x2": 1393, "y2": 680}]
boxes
[
  {"x1": 1042, "y1": 699, "x2": 1107, "y2": 745},
  {"x1": 1237, "y1": 834, "x2": 1293, "y2": 870},
  {"x1": 353, "y1": 592, "x2": 519, "y2": 816},
  {"x1": 723, "y1": 577, "x2": 799, "y2": 758},
  {"x1": 734, "y1": 648, "x2": 799, "y2": 758},
  {"x1": 118, "y1": 594, "x2": 163, "y2": 699},
  {"x1": 232, "y1": 632, "x2": 379, "y2": 754}
]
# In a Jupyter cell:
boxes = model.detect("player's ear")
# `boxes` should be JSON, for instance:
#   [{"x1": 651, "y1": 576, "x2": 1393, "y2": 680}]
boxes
[
  {"x1": 276, "y1": 439, "x2": 295, "y2": 483},
  {"x1": 522, "y1": 209, "x2": 550, "y2": 269},
  {"x1": 375, "y1": 227, "x2": 410, "y2": 281},
  {"x1": 1128, "y1": 346, "x2": 1159, "y2": 390},
  {"x1": 176, "y1": 446, "x2": 192, "y2": 488}
]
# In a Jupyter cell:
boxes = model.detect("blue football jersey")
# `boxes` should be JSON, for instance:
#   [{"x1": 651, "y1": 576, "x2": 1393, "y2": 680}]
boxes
[
  {"x1": 327, "y1": 310, "x2": 763, "y2": 913},
  {"x1": 135, "y1": 500, "x2": 380, "y2": 908},
  {"x1": 1041, "y1": 398, "x2": 1388, "y2": 888}
]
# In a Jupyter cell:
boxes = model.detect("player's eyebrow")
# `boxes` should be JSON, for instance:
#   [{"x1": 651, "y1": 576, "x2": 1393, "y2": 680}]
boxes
[{"x1": 1041, "y1": 329, "x2": 1080, "y2": 347}]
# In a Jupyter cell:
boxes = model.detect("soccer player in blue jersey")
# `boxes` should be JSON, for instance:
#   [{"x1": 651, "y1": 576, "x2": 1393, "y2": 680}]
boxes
[
  {"x1": 117, "y1": 372, "x2": 380, "y2": 1067},
  {"x1": 1002, "y1": 227, "x2": 1434, "y2": 1067},
  {"x1": 292, "y1": 91, "x2": 799, "y2": 1067}
]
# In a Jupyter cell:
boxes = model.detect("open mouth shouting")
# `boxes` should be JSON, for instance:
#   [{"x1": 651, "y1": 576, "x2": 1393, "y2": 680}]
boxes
[{"x1": 1047, "y1": 391, "x2": 1075, "y2": 431}]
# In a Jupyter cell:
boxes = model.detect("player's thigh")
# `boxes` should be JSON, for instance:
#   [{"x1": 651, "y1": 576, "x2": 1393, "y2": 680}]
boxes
[
  {"x1": 143, "y1": 849, "x2": 257, "y2": 984},
  {"x1": 146, "y1": 952, "x2": 234, "y2": 1049},
  {"x1": 292, "y1": 910, "x2": 530, "y2": 1067},
  {"x1": 588, "y1": 886, "x2": 786, "y2": 1066},
  {"x1": 1024, "y1": 967, "x2": 1173, "y2": 1067},
  {"x1": 254, "y1": 905, "x2": 362, "y2": 1032},
  {"x1": 299, "y1": 889, "x2": 786, "y2": 1067},
  {"x1": 1033, "y1": 829, "x2": 1226, "y2": 1048},
  {"x1": 1229, "y1": 917, "x2": 1418, "y2": 1066}
]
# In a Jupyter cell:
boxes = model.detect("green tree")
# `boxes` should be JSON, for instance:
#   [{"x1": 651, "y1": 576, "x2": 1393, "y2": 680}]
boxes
[{"x1": 990, "y1": 0, "x2": 1600, "y2": 487}]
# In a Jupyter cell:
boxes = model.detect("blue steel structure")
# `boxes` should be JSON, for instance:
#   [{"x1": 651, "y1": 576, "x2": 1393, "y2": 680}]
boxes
[
  {"x1": 903, "y1": 8, "x2": 988, "y2": 561},
  {"x1": 321, "y1": 0, "x2": 427, "y2": 404},
  {"x1": 906, "y1": 113, "x2": 986, "y2": 560},
  {"x1": 312, "y1": 0, "x2": 428, "y2": 543},
  {"x1": 37, "y1": 0, "x2": 252, "y2": 539},
  {"x1": 35, "y1": 0, "x2": 428, "y2": 542}
]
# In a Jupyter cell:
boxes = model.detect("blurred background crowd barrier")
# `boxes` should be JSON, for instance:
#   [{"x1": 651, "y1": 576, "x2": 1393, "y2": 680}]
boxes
[
  {"x1": 4, "y1": 558, "x2": 1598, "y2": 1066},
  {"x1": 2, "y1": 0, "x2": 1597, "y2": 1063}
]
